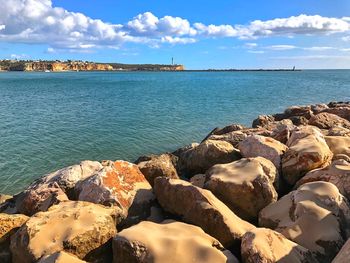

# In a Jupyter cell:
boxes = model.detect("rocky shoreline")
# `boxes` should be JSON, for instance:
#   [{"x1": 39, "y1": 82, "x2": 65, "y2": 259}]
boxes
[{"x1": 1, "y1": 101, "x2": 350, "y2": 263}]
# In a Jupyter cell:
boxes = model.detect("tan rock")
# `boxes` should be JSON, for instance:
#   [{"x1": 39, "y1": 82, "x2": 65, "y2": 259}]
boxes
[
  {"x1": 113, "y1": 220, "x2": 239, "y2": 263},
  {"x1": 176, "y1": 139, "x2": 241, "y2": 176},
  {"x1": 327, "y1": 126, "x2": 350, "y2": 137},
  {"x1": 332, "y1": 238, "x2": 350, "y2": 263},
  {"x1": 75, "y1": 160, "x2": 155, "y2": 226},
  {"x1": 259, "y1": 182, "x2": 350, "y2": 262},
  {"x1": 323, "y1": 107, "x2": 350, "y2": 121},
  {"x1": 325, "y1": 136, "x2": 350, "y2": 160},
  {"x1": 154, "y1": 177, "x2": 255, "y2": 247},
  {"x1": 10, "y1": 201, "x2": 116, "y2": 263},
  {"x1": 241, "y1": 228, "x2": 317, "y2": 263},
  {"x1": 190, "y1": 174, "x2": 206, "y2": 188},
  {"x1": 38, "y1": 251, "x2": 87, "y2": 263},
  {"x1": 252, "y1": 115, "x2": 275, "y2": 128},
  {"x1": 205, "y1": 157, "x2": 278, "y2": 222},
  {"x1": 136, "y1": 153, "x2": 179, "y2": 186},
  {"x1": 238, "y1": 135, "x2": 288, "y2": 169},
  {"x1": 282, "y1": 126, "x2": 333, "y2": 185},
  {"x1": 269, "y1": 119, "x2": 296, "y2": 144},
  {"x1": 0, "y1": 195, "x2": 12, "y2": 205},
  {"x1": 309, "y1": 112, "x2": 350, "y2": 129},
  {"x1": 296, "y1": 159, "x2": 350, "y2": 200}
]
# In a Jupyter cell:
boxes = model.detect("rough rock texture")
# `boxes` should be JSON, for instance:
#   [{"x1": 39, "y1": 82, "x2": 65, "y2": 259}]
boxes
[
  {"x1": 325, "y1": 136, "x2": 350, "y2": 160},
  {"x1": 269, "y1": 119, "x2": 296, "y2": 144},
  {"x1": 274, "y1": 105, "x2": 313, "y2": 121},
  {"x1": 238, "y1": 135, "x2": 288, "y2": 169},
  {"x1": 113, "y1": 220, "x2": 239, "y2": 263},
  {"x1": 296, "y1": 159, "x2": 350, "y2": 200},
  {"x1": 252, "y1": 115, "x2": 275, "y2": 128},
  {"x1": 0, "y1": 213, "x2": 29, "y2": 263},
  {"x1": 0, "y1": 195, "x2": 12, "y2": 205},
  {"x1": 327, "y1": 126, "x2": 350, "y2": 137},
  {"x1": 323, "y1": 107, "x2": 350, "y2": 121},
  {"x1": 204, "y1": 157, "x2": 278, "y2": 222},
  {"x1": 241, "y1": 228, "x2": 317, "y2": 263},
  {"x1": 136, "y1": 153, "x2": 179, "y2": 186},
  {"x1": 259, "y1": 182, "x2": 350, "y2": 262},
  {"x1": 38, "y1": 251, "x2": 87, "y2": 263},
  {"x1": 309, "y1": 112, "x2": 350, "y2": 130},
  {"x1": 176, "y1": 139, "x2": 241, "y2": 177},
  {"x1": 332, "y1": 238, "x2": 350, "y2": 263},
  {"x1": 282, "y1": 126, "x2": 333, "y2": 185},
  {"x1": 190, "y1": 174, "x2": 206, "y2": 188},
  {"x1": 10, "y1": 201, "x2": 117, "y2": 263},
  {"x1": 154, "y1": 177, "x2": 255, "y2": 247}
]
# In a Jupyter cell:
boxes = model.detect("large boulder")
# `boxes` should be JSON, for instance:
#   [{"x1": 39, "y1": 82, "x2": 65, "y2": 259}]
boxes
[
  {"x1": 296, "y1": 159, "x2": 350, "y2": 200},
  {"x1": 204, "y1": 157, "x2": 278, "y2": 222},
  {"x1": 154, "y1": 177, "x2": 255, "y2": 248},
  {"x1": 269, "y1": 119, "x2": 296, "y2": 144},
  {"x1": 176, "y1": 139, "x2": 241, "y2": 177},
  {"x1": 325, "y1": 136, "x2": 350, "y2": 160},
  {"x1": 75, "y1": 160, "x2": 155, "y2": 227},
  {"x1": 112, "y1": 220, "x2": 239, "y2": 263},
  {"x1": 332, "y1": 238, "x2": 350, "y2": 263},
  {"x1": 238, "y1": 135, "x2": 288, "y2": 169},
  {"x1": 0, "y1": 213, "x2": 29, "y2": 263},
  {"x1": 135, "y1": 153, "x2": 179, "y2": 186},
  {"x1": 38, "y1": 251, "x2": 87, "y2": 263},
  {"x1": 259, "y1": 182, "x2": 350, "y2": 262},
  {"x1": 327, "y1": 126, "x2": 350, "y2": 137},
  {"x1": 282, "y1": 126, "x2": 333, "y2": 185},
  {"x1": 274, "y1": 105, "x2": 313, "y2": 121},
  {"x1": 10, "y1": 201, "x2": 116, "y2": 263},
  {"x1": 322, "y1": 107, "x2": 350, "y2": 121},
  {"x1": 241, "y1": 228, "x2": 317, "y2": 263},
  {"x1": 309, "y1": 112, "x2": 350, "y2": 130},
  {"x1": 252, "y1": 115, "x2": 275, "y2": 128}
]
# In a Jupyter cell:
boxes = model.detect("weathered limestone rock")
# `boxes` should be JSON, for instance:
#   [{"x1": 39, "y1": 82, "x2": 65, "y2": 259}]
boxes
[
  {"x1": 311, "y1": 103, "x2": 329, "y2": 114},
  {"x1": 75, "y1": 160, "x2": 155, "y2": 226},
  {"x1": 309, "y1": 112, "x2": 350, "y2": 129},
  {"x1": 323, "y1": 107, "x2": 350, "y2": 121},
  {"x1": 0, "y1": 213, "x2": 29, "y2": 263},
  {"x1": 190, "y1": 174, "x2": 206, "y2": 188},
  {"x1": 154, "y1": 177, "x2": 255, "y2": 247},
  {"x1": 269, "y1": 119, "x2": 296, "y2": 144},
  {"x1": 113, "y1": 220, "x2": 239, "y2": 263},
  {"x1": 327, "y1": 126, "x2": 350, "y2": 137},
  {"x1": 10, "y1": 201, "x2": 116, "y2": 263},
  {"x1": 296, "y1": 159, "x2": 350, "y2": 200},
  {"x1": 176, "y1": 139, "x2": 241, "y2": 177},
  {"x1": 136, "y1": 153, "x2": 179, "y2": 186},
  {"x1": 282, "y1": 126, "x2": 333, "y2": 185},
  {"x1": 252, "y1": 115, "x2": 275, "y2": 128},
  {"x1": 259, "y1": 182, "x2": 350, "y2": 262},
  {"x1": 332, "y1": 238, "x2": 350, "y2": 263},
  {"x1": 274, "y1": 105, "x2": 313, "y2": 121},
  {"x1": 241, "y1": 228, "x2": 317, "y2": 263},
  {"x1": 38, "y1": 251, "x2": 87, "y2": 263},
  {"x1": 15, "y1": 183, "x2": 69, "y2": 216},
  {"x1": 172, "y1": 142, "x2": 199, "y2": 157},
  {"x1": 205, "y1": 157, "x2": 278, "y2": 222},
  {"x1": 238, "y1": 135, "x2": 288, "y2": 169},
  {"x1": 325, "y1": 136, "x2": 350, "y2": 160}
]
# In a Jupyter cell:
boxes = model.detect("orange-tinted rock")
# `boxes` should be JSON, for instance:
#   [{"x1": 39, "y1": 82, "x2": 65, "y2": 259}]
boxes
[
  {"x1": 309, "y1": 112, "x2": 350, "y2": 129},
  {"x1": 322, "y1": 107, "x2": 350, "y2": 121},
  {"x1": 38, "y1": 251, "x2": 87, "y2": 263},
  {"x1": 325, "y1": 136, "x2": 350, "y2": 160}
]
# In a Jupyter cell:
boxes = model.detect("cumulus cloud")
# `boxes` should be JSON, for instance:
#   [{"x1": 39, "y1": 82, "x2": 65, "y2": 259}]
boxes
[{"x1": 0, "y1": 0, "x2": 350, "y2": 51}]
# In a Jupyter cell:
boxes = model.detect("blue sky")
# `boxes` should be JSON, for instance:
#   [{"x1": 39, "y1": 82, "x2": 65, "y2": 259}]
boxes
[{"x1": 0, "y1": 0, "x2": 350, "y2": 69}]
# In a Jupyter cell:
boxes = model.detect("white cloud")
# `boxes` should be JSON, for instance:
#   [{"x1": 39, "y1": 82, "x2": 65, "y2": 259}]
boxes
[
  {"x1": 10, "y1": 53, "x2": 28, "y2": 59},
  {"x1": 244, "y1": 43, "x2": 258, "y2": 48},
  {"x1": 303, "y1": 46, "x2": 334, "y2": 51},
  {"x1": 266, "y1": 45, "x2": 297, "y2": 50},
  {"x1": 248, "y1": 50, "x2": 264, "y2": 54},
  {"x1": 0, "y1": 1, "x2": 350, "y2": 51},
  {"x1": 342, "y1": 36, "x2": 350, "y2": 42}
]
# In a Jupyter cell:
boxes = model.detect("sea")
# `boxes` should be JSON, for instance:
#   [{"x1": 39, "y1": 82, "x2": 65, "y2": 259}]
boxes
[{"x1": 0, "y1": 70, "x2": 349, "y2": 194}]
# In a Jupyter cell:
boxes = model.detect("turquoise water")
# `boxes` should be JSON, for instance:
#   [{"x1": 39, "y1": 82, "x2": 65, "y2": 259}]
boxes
[{"x1": 0, "y1": 70, "x2": 349, "y2": 194}]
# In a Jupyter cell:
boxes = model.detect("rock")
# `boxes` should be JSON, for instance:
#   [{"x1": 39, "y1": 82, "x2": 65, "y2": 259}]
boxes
[
  {"x1": 136, "y1": 153, "x2": 179, "y2": 187},
  {"x1": 296, "y1": 159, "x2": 350, "y2": 200},
  {"x1": 112, "y1": 220, "x2": 239, "y2": 263},
  {"x1": 282, "y1": 126, "x2": 333, "y2": 185},
  {"x1": 259, "y1": 182, "x2": 350, "y2": 262},
  {"x1": 204, "y1": 157, "x2": 278, "y2": 222},
  {"x1": 269, "y1": 119, "x2": 296, "y2": 144},
  {"x1": 0, "y1": 195, "x2": 12, "y2": 205},
  {"x1": 0, "y1": 213, "x2": 29, "y2": 263},
  {"x1": 309, "y1": 112, "x2": 350, "y2": 129},
  {"x1": 176, "y1": 140, "x2": 241, "y2": 177},
  {"x1": 154, "y1": 177, "x2": 255, "y2": 248},
  {"x1": 327, "y1": 126, "x2": 350, "y2": 137},
  {"x1": 275, "y1": 105, "x2": 313, "y2": 121},
  {"x1": 15, "y1": 182, "x2": 69, "y2": 216},
  {"x1": 332, "y1": 238, "x2": 350, "y2": 263},
  {"x1": 252, "y1": 115, "x2": 275, "y2": 128},
  {"x1": 241, "y1": 228, "x2": 317, "y2": 263},
  {"x1": 323, "y1": 107, "x2": 350, "y2": 121},
  {"x1": 190, "y1": 174, "x2": 206, "y2": 188},
  {"x1": 328, "y1": 102, "x2": 350, "y2": 108},
  {"x1": 325, "y1": 136, "x2": 350, "y2": 160},
  {"x1": 202, "y1": 124, "x2": 246, "y2": 141},
  {"x1": 238, "y1": 135, "x2": 288, "y2": 169},
  {"x1": 10, "y1": 201, "x2": 116, "y2": 263},
  {"x1": 75, "y1": 160, "x2": 155, "y2": 227},
  {"x1": 172, "y1": 143, "x2": 199, "y2": 157},
  {"x1": 38, "y1": 251, "x2": 87, "y2": 263},
  {"x1": 311, "y1": 103, "x2": 329, "y2": 114}
]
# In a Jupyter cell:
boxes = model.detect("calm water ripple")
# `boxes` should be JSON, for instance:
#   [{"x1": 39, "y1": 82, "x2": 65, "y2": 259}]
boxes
[{"x1": 0, "y1": 70, "x2": 349, "y2": 194}]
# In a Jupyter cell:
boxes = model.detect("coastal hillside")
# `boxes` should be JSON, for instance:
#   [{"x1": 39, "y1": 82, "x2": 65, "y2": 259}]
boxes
[
  {"x1": 1, "y1": 101, "x2": 350, "y2": 262},
  {"x1": 0, "y1": 60, "x2": 185, "y2": 72}
]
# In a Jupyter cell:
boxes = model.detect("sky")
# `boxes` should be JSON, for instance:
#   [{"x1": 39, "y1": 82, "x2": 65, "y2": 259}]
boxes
[{"x1": 0, "y1": 0, "x2": 350, "y2": 69}]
